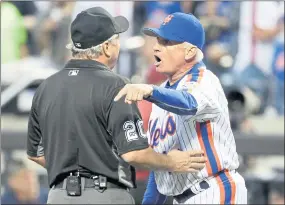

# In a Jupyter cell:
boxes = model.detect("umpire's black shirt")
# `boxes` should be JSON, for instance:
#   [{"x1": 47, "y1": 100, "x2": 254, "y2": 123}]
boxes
[{"x1": 27, "y1": 59, "x2": 149, "y2": 188}]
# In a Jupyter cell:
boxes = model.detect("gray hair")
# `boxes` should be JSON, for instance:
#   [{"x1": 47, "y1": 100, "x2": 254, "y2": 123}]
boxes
[
  {"x1": 183, "y1": 42, "x2": 204, "y2": 62},
  {"x1": 66, "y1": 34, "x2": 119, "y2": 59}
]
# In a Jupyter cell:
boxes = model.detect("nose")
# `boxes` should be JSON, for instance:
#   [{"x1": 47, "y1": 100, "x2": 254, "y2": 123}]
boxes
[{"x1": 153, "y1": 41, "x2": 160, "y2": 53}]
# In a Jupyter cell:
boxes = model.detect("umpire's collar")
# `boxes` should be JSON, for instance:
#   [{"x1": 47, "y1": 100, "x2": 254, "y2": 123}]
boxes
[{"x1": 64, "y1": 59, "x2": 110, "y2": 71}]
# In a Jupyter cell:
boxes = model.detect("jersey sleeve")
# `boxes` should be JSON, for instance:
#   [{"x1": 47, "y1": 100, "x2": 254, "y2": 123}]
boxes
[
  {"x1": 27, "y1": 103, "x2": 44, "y2": 157},
  {"x1": 145, "y1": 72, "x2": 222, "y2": 121},
  {"x1": 106, "y1": 86, "x2": 149, "y2": 156},
  {"x1": 182, "y1": 77, "x2": 222, "y2": 120}
]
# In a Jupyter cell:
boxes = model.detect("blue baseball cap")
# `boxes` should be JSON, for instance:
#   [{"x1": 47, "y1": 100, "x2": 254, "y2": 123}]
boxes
[{"x1": 143, "y1": 12, "x2": 205, "y2": 50}]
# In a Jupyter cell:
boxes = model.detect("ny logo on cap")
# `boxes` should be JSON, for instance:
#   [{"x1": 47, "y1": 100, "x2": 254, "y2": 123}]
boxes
[{"x1": 162, "y1": 15, "x2": 174, "y2": 25}]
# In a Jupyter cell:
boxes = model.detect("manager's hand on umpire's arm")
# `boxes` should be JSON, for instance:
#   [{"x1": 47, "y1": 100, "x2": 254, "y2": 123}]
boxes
[{"x1": 121, "y1": 147, "x2": 206, "y2": 173}]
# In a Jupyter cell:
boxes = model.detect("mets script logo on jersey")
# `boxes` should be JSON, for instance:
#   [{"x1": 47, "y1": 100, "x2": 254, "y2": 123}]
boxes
[{"x1": 148, "y1": 115, "x2": 176, "y2": 147}]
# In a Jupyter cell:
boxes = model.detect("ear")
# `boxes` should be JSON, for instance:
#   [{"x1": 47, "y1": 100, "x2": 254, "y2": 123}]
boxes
[
  {"x1": 102, "y1": 42, "x2": 111, "y2": 58},
  {"x1": 185, "y1": 46, "x2": 197, "y2": 61}
]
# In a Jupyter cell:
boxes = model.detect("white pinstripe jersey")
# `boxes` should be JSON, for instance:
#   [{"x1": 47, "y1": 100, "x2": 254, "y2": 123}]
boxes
[{"x1": 147, "y1": 64, "x2": 239, "y2": 196}]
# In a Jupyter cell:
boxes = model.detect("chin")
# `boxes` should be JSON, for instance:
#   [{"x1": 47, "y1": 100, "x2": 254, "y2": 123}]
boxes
[
  {"x1": 155, "y1": 65, "x2": 169, "y2": 74},
  {"x1": 155, "y1": 65, "x2": 163, "y2": 72}
]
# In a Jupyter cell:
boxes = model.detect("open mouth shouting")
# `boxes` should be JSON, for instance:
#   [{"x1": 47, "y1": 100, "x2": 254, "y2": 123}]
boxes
[{"x1": 154, "y1": 55, "x2": 162, "y2": 67}]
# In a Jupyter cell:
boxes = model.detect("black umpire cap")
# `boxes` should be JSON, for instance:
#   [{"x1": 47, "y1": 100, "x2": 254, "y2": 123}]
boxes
[{"x1": 70, "y1": 7, "x2": 129, "y2": 49}]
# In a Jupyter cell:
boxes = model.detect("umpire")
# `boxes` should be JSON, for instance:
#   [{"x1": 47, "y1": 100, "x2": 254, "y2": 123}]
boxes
[{"x1": 26, "y1": 7, "x2": 206, "y2": 204}]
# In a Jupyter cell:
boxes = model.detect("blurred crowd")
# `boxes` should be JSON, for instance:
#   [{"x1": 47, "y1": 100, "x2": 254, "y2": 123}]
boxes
[
  {"x1": 2, "y1": 1, "x2": 284, "y2": 121},
  {"x1": 1, "y1": 1, "x2": 284, "y2": 204}
]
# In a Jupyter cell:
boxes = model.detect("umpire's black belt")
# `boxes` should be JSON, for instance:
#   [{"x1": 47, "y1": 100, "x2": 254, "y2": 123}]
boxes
[{"x1": 54, "y1": 173, "x2": 128, "y2": 190}]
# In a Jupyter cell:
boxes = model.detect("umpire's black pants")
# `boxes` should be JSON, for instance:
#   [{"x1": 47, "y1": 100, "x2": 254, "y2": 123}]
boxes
[{"x1": 47, "y1": 177, "x2": 135, "y2": 204}]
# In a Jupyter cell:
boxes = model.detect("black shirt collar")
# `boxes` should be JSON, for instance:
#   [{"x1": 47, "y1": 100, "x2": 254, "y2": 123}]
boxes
[{"x1": 64, "y1": 59, "x2": 109, "y2": 70}]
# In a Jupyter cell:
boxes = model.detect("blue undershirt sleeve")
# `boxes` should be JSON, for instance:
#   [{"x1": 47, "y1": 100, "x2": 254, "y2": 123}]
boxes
[
  {"x1": 142, "y1": 171, "x2": 167, "y2": 204},
  {"x1": 145, "y1": 86, "x2": 198, "y2": 115}
]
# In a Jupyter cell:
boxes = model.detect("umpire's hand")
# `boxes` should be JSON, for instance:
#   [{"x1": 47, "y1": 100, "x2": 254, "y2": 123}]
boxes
[{"x1": 167, "y1": 149, "x2": 207, "y2": 173}]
